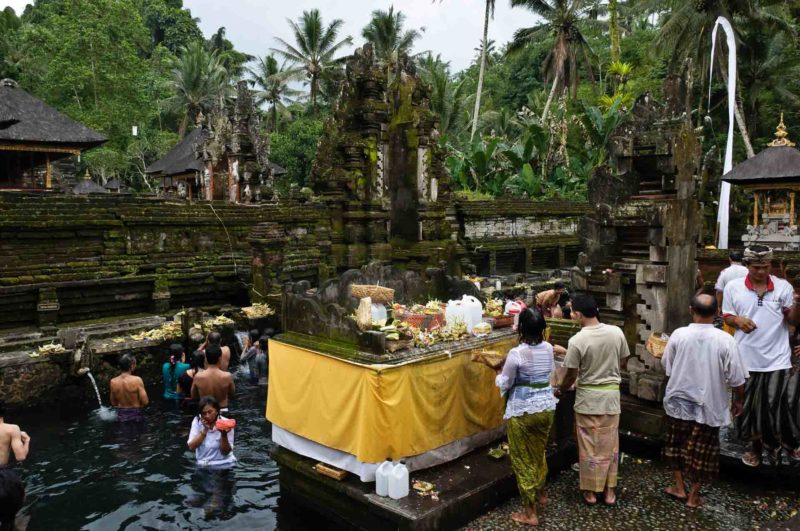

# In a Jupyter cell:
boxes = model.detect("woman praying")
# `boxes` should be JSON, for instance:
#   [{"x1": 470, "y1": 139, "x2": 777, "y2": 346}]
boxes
[{"x1": 495, "y1": 308, "x2": 557, "y2": 526}]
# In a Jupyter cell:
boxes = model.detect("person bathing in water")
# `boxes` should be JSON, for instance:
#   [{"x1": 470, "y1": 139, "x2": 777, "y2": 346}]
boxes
[
  {"x1": 110, "y1": 353, "x2": 149, "y2": 421},
  {"x1": 179, "y1": 350, "x2": 206, "y2": 410},
  {"x1": 201, "y1": 331, "x2": 231, "y2": 372},
  {"x1": 187, "y1": 396, "x2": 236, "y2": 468},
  {"x1": 162, "y1": 343, "x2": 191, "y2": 400},
  {"x1": 0, "y1": 401, "x2": 30, "y2": 531},
  {"x1": 191, "y1": 345, "x2": 235, "y2": 413},
  {"x1": 239, "y1": 330, "x2": 260, "y2": 383}
]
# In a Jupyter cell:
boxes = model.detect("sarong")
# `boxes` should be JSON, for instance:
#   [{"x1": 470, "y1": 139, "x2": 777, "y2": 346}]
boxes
[
  {"x1": 737, "y1": 369, "x2": 799, "y2": 451},
  {"x1": 507, "y1": 410, "x2": 554, "y2": 505},
  {"x1": 575, "y1": 413, "x2": 619, "y2": 492},
  {"x1": 662, "y1": 416, "x2": 720, "y2": 481},
  {"x1": 117, "y1": 407, "x2": 145, "y2": 423},
  {"x1": 0, "y1": 465, "x2": 25, "y2": 529}
]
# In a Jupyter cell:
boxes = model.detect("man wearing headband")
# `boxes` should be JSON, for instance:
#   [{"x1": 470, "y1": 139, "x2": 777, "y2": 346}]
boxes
[{"x1": 722, "y1": 245, "x2": 800, "y2": 466}]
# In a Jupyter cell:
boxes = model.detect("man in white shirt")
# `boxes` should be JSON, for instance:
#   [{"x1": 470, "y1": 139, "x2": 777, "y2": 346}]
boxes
[
  {"x1": 715, "y1": 250, "x2": 747, "y2": 314},
  {"x1": 662, "y1": 294, "x2": 747, "y2": 508},
  {"x1": 722, "y1": 245, "x2": 800, "y2": 466}
]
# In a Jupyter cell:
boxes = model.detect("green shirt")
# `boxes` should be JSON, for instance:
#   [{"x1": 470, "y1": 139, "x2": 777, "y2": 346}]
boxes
[{"x1": 564, "y1": 323, "x2": 630, "y2": 415}]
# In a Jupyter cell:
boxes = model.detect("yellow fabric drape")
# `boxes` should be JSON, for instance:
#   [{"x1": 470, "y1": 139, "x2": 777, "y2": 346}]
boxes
[{"x1": 267, "y1": 338, "x2": 515, "y2": 463}]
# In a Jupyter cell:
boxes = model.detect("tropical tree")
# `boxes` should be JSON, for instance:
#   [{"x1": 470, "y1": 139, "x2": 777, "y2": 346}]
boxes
[
  {"x1": 166, "y1": 40, "x2": 229, "y2": 137},
  {"x1": 509, "y1": 0, "x2": 597, "y2": 122},
  {"x1": 361, "y1": 6, "x2": 423, "y2": 80},
  {"x1": 207, "y1": 26, "x2": 253, "y2": 79},
  {"x1": 247, "y1": 54, "x2": 304, "y2": 132},
  {"x1": 271, "y1": 9, "x2": 352, "y2": 112},
  {"x1": 470, "y1": 0, "x2": 496, "y2": 142},
  {"x1": 417, "y1": 53, "x2": 468, "y2": 138},
  {"x1": 0, "y1": 7, "x2": 23, "y2": 79}
]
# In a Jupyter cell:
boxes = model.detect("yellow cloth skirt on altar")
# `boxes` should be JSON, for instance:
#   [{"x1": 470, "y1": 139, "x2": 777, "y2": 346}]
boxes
[{"x1": 266, "y1": 338, "x2": 513, "y2": 463}]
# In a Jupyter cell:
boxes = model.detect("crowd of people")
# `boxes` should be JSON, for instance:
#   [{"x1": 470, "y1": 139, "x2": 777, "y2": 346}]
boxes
[
  {"x1": 494, "y1": 243, "x2": 800, "y2": 527},
  {"x1": 0, "y1": 327, "x2": 273, "y2": 528}
]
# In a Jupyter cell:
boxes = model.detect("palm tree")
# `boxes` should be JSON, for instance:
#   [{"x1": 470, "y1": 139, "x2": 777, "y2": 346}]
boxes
[
  {"x1": 271, "y1": 9, "x2": 352, "y2": 112},
  {"x1": 361, "y1": 6, "x2": 423, "y2": 80},
  {"x1": 649, "y1": 0, "x2": 791, "y2": 157},
  {"x1": 207, "y1": 27, "x2": 253, "y2": 80},
  {"x1": 167, "y1": 41, "x2": 229, "y2": 138},
  {"x1": 417, "y1": 54, "x2": 468, "y2": 138},
  {"x1": 469, "y1": 0, "x2": 496, "y2": 142},
  {"x1": 247, "y1": 55, "x2": 304, "y2": 132},
  {"x1": 509, "y1": 0, "x2": 596, "y2": 122}
]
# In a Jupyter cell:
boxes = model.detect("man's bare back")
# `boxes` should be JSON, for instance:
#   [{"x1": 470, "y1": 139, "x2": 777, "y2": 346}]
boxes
[
  {"x1": 0, "y1": 421, "x2": 29, "y2": 466},
  {"x1": 219, "y1": 346, "x2": 231, "y2": 372},
  {"x1": 191, "y1": 367, "x2": 235, "y2": 408},
  {"x1": 110, "y1": 374, "x2": 149, "y2": 408}
]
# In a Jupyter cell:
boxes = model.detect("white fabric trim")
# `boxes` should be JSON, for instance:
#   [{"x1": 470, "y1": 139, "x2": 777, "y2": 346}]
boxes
[{"x1": 272, "y1": 423, "x2": 506, "y2": 482}]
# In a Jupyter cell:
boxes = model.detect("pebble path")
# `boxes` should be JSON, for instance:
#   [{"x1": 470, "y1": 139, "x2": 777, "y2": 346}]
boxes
[{"x1": 463, "y1": 456, "x2": 800, "y2": 530}]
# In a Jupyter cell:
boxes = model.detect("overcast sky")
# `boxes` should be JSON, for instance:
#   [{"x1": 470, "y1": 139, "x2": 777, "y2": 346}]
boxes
[{"x1": 2, "y1": 0, "x2": 542, "y2": 72}]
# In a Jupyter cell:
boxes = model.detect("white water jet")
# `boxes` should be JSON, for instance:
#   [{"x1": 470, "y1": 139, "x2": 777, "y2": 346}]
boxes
[{"x1": 85, "y1": 370, "x2": 117, "y2": 422}]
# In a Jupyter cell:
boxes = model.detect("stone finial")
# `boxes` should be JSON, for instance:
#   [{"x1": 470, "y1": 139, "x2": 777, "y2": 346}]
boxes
[{"x1": 768, "y1": 113, "x2": 795, "y2": 147}]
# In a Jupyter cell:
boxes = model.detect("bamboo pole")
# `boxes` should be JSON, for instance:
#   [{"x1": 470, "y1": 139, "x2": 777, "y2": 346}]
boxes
[
  {"x1": 791, "y1": 192, "x2": 796, "y2": 225},
  {"x1": 45, "y1": 153, "x2": 52, "y2": 189}
]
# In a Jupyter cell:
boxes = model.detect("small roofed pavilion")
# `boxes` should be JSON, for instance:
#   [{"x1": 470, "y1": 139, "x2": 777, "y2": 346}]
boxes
[
  {"x1": 145, "y1": 128, "x2": 208, "y2": 200},
  {"x1": 723, "y1": 115, "x2": 800, "y2": 251},
  {"x1": 0, "y1": 79, "x2": 106, "y2": 190}
]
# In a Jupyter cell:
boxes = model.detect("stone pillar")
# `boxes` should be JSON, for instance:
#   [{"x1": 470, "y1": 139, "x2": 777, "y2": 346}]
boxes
[{"x1": 152, "y1": 274, "x2": 171, "y2": 314}]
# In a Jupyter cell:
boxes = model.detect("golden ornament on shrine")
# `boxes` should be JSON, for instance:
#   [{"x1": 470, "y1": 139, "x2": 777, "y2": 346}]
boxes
[{"x1": 767, "y1": 113, "x2": 796, "y2": 148}]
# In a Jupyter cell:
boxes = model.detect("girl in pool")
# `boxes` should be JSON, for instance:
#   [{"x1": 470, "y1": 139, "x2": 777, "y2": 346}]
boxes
[
  {"x1": 179, "y1": 350, "x2": 206, "y2": 410},
  {"x1": 162, "y1": 343, "x2": 191, "y2": 400},
  {"x1": 187, "y1": 396, "x2": 236, "y2": 468}
]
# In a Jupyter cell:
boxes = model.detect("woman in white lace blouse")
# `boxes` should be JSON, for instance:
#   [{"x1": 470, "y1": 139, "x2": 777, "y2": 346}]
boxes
[{"x1": 495, "y1": 308, "x2": 557, "y2": 527}]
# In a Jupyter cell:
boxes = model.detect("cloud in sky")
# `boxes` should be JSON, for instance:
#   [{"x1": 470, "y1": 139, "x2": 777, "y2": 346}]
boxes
[{"x1": 2, "y1": 0, "x2": 542, "y2": 72}]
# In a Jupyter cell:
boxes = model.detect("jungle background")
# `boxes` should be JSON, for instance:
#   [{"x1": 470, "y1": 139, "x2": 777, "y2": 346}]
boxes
[{"x1": 1, "y1": 0, "x2": 798, "y2": 202}]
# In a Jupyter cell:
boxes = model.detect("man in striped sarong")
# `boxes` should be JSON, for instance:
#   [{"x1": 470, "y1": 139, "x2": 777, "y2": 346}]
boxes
[
  {"x1": 557, "y1": 294, "x2": 630, "y2": 506},
  {"x1": 661, "y1": 294, "x2": 747, "y2": 508}
]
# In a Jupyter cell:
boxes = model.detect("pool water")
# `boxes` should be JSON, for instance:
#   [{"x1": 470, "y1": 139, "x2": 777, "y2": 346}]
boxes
[{"x1": 11, "y1": 369, "x2": 338, "y2": 530}]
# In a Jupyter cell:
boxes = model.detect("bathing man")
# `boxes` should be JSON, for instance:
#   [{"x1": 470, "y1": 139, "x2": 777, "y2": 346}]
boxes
[
  {"x1": 110, "y1": 353, "x2": 150, "y2": 422},
  {"x1": 0, "y1": 401, "x2": 30, "y2": 531},
  {"x1": 191, "y1": 345, "x2": 235, "y2": 412},
  {"x1": 202, "y1": 331, "x2": 231, "y2": 372}
]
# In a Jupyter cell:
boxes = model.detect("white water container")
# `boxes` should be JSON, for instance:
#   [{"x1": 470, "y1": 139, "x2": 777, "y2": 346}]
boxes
[
  {"x1": 375, "y1": 460, "x2": 393, "y2": 496},
  {"x1": 445, "y1": 299, "x2": 464, "y2": 327},
  {"x1": 461, "y1": 295, "x2": 483, "y2": 332},
  {"x1": 388, "y1": 462, "x2": 409, "y2": 499}
]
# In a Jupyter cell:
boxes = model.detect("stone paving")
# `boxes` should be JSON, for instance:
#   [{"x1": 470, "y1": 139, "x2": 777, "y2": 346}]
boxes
[{"x1": 463, "y1": 455, "x2": 800, "y2": 530}]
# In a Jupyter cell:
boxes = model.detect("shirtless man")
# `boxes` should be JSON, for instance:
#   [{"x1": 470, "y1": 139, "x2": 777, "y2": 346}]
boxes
[
  {"x1": 110, "y1": 354, "x2": 149, "y2": 422},
  {"x1": 0, "y1": 401, "x2": 30, "y2": 531},
  {"x1": 202, "y1": 331, "x2": 231, "y2": 372},
  {"x1": 191, "y1": 345, "x2": 235, "y2": 412}
]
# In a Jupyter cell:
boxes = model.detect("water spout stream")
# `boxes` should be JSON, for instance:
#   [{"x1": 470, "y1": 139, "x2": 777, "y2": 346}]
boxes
[{"x1": 83, "y1": 370, "x2": 117, "y2": 421}]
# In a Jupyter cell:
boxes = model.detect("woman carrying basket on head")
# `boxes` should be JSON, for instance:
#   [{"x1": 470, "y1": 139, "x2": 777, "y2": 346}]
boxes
[{"x1": 493, "y1": 308, "x2": 557, "y2": 527}]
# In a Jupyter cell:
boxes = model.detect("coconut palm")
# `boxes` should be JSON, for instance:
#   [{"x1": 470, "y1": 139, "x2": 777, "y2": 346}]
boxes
[
  {"x1": 648, "y1": 0, "x2": 791, "y2": 157},
  {"x1": 417, "y1": 53, "x2": 468, "y2": 139},
  {"x1": 271, "y1": 9, "x2": 352, "y2": 112},
  {"x1": 361, "y1": 6, "x2": 423, "y2": 79},
  {"x1": 248, "y1": 55, "x2": 304, "y2": 132},
  {"x1": 509, "y1": 0, "x2": 597, "y2": 122},
  {"x1": 167, "y1": 41, "x2": 229, "y2": 138},
  {"x1": 469, "y1": 0, "x2": 496, "y2": 142}
]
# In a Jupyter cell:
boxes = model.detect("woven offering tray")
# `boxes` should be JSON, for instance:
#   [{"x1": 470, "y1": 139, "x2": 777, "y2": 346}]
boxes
[
  {"x1": 350, "y1": 284, "x2": 395, "y2": 304},
  {"x1": 471, "y1": 349, "x2": 505, "y2": 369}
]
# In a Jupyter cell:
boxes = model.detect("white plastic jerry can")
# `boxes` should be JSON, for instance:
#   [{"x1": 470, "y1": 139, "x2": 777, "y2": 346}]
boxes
[
  {"x1": 375, "y1": 460, "x2": 393, "y2": 496},
  {"x1": 388, "y1": 462, "x2": 410, "y2": 499}
]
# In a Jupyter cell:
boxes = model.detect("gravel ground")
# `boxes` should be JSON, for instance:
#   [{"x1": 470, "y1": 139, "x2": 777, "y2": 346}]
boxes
[{"x1": 463, "y1": 456, "x2": 800, "y2": 530}]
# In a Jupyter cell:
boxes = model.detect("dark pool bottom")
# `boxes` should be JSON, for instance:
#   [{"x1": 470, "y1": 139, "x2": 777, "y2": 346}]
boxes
[{"x1": 10, "y1": 372, "x2": 341, "y2": 530}]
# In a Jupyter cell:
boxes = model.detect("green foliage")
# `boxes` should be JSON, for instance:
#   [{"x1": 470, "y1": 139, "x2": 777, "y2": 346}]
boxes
[
  {"x1": 269, "y1": 116, "x2": 324, "y2": 192},
  {"x1": 362, "y1": 6, "x2": 423, "y2": 69},
  {"x1": 270, "y1": 9, "x2": 353, "y2": 112}
]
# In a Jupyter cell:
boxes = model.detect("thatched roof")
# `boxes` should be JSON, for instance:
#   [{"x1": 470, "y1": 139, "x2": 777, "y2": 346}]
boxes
[
  {"x1": 145, "y1": 128, "x2": 208, "y2": 177},
  {"x1": 269, "y1": 161, "x2": 287, "y2": 176},
  {"x1": 104, "y1": 178, "x2": 123, "y2": 190},
  {"x1": 72, "y1": 175, "x2": 108, "y2": 194},
  {"x1": 722, "y1": 146, "x2": 800, "y2": 185},
  {"x1": 723, "y1": 116, "x2": 800, "y2": 186},
  {"x1": 0, "y1": 79, "x2": 107, "y2": 147}
]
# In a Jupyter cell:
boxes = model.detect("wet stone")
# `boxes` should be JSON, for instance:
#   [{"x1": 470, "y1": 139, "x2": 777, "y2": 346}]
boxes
[{"x1": 462, "y1": 457, "x2": 800, "y2": 530}]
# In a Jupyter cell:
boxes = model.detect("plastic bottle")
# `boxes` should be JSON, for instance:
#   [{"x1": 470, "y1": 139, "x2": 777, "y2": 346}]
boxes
[
  {"x1": 461, "y1": 295, "x2": 483, "y2": 331},
  {"x1": 388, "y1": 462, "x2": 409, "y2": 499},
  {"x1": 375, "y1": 459, "x2": 393, "y2": 496},
  {"x1": 371, "y1": 303, "x2": 388, "y2": 324}
]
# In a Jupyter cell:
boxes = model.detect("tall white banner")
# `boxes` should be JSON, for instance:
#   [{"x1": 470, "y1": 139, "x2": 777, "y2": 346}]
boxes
[{"x1": 709, "y1": 16, "x2": 737, "y2": 249}]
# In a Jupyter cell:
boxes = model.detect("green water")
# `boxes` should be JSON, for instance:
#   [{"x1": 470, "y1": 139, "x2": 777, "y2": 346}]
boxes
[{"x1": 10, "y1": 370, "x2": 338, "y2": 530}]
